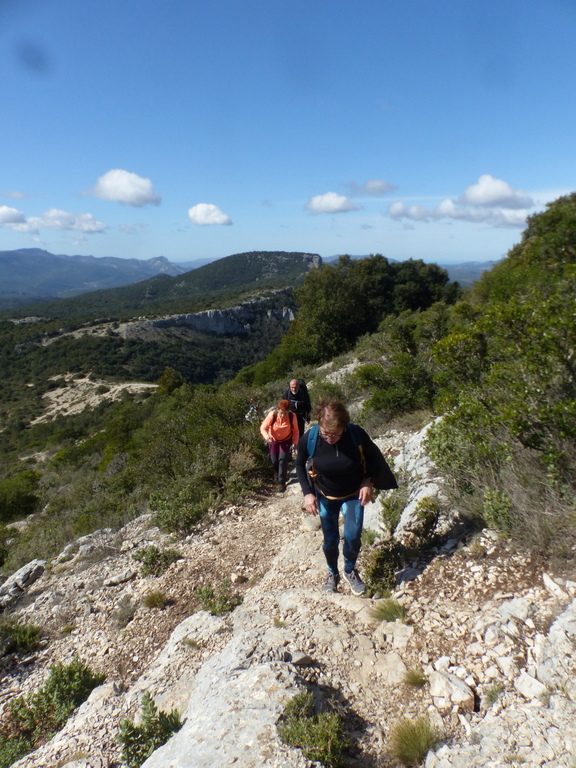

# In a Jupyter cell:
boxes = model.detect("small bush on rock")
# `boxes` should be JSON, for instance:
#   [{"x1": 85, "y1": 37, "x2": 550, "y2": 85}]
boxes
[
  {"x1": 113, "y1": 595, "x2": 137, "y2": 628},
  {"x1": 364, "y1": 542, "x2": 411, "y2": 596},
  {"x1": 132, "y1": 545, "x2": 182, "y2": 577},
  {"x1": 370, "y1": 598, "x2": 407, "y2": 623},
  {"x1": 118, "y1": 691, "x2": 181, "y2": 768},
  {"x1": 404, "y1": 668, "x2": 428, "y2": 688},
  {"x1": 277, "y1": 690, "x2": 348, "y2": 768},
  {"x1": 0, "y1": 616, "x2": 42, "y2": 653},
  {"x1": 389, "y1": 715, "x2": 440, "y2": 766},
  {"x1": 195, "y1": 580, "x2": 243, "y2": 615},
  {"x1": 143, "y1": 590, "x2": 168, "y2": 609},
  {"x1": 0, "y1": 657, "x2": 105, "y2": 766}
]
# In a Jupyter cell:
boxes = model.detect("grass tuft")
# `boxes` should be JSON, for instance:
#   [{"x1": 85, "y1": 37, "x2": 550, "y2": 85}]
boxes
[
  {"x1": 142, "y1": 590, "x2": 168, "y2": 609},
  {"x1": 369, "y1": 598, "x2": 406, "y2": 623},
  {"x1": 403, "y1": 667, "x2": 428, "y2": 688},
  {"x1": 389, "y1": 715, "x2": 440, "y2": 766}
]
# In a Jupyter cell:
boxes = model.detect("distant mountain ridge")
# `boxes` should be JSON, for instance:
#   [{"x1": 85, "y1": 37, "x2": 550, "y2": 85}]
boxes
[
  {"x1": 0, "y1": 248, "x2": 187, "y2": 309},
  {"x1": 0, "y1": 247, "x2": 495, "y2": 314},
  {"x1": 1, "y1": 250, "x2": 322, "y2": 321}
]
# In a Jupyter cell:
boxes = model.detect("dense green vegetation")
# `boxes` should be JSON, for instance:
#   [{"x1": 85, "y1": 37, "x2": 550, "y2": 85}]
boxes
[
  {"x1": 351, "y1": 194, "x2": 576, "y2": 549},
  {"x1": 237, "y1": 255, "x2": 460, "y2": 384}
]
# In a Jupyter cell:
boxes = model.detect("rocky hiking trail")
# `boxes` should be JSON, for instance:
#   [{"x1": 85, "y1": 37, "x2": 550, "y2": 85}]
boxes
[{"x1": 2, "y1": 439, "x2": 576, "y2": 768}]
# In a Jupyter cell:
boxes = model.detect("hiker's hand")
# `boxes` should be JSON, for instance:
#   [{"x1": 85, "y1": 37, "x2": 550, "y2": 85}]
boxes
[
  {"x1": 359, "y1": 484, "x2": 374, "y2": 505},
  {"x1": 304, "y1": 493, "x2": 318, "y2": 516}
]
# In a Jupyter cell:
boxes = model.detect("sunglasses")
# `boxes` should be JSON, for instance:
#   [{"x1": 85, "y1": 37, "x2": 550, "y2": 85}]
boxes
[{"x1": 320, "y1": 428, "x2": 345, "y2": 439}]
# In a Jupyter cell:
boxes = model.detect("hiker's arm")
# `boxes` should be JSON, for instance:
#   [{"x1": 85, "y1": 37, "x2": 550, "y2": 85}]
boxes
[
  {"x1": 260, "y1": 413, "x2": 273, "y2": 442},
  {"x1": 304, "y1": 493, "x2": 318, "y2": 516},
  {"x1": 295, "y1": 434, "x2": 314, "y2": 496},
  {"x1": 359, "y1": 481, "x2": 374, "y2": 506}
]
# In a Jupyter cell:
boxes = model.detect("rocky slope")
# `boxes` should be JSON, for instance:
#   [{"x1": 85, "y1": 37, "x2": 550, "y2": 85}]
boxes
[{"x1": 1, "y1": 427, "x2": 576, "y2": 768}]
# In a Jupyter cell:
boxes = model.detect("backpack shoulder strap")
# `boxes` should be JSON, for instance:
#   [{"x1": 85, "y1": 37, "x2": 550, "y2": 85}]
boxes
[
  {"x1": 348, "y1": 423, "x2": 367, "y2": 474},
  {"x1": 306, "y1": 424, "x2": 319, "y2": 457}
]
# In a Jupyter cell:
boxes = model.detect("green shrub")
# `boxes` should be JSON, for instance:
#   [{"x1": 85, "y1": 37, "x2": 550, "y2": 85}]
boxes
[
  {"x1": 0, "y1": 657, "x2": 105, "y2": 762},
  {"x1": 0, "y1": 736, "x2": 31, "y2": 768},
  {"x1": 143, "y1": 591, "x2": 168, "y2": 609},
  {"x1": 132, "y1": 546, "x2": 182, "y2": 577},
  {"x1": 482, "y1": 489, "x2": 513, "y2": 534},
  {"x1": 195, "y1": 581, "x2": 243, "y2": 616},
  {"x1": 113, "y1": 595, "x2": 137, "y2": 628},
  {"x1": 404, "y1": 668, "x2": 428, "y2": 688},
  {"x1": 277, "y1": 690, "x2": 348, "y2": 767},
  {"x1": 0, "y1": 616, "x2": 42, "y2": 652},
  {"x1": 369, "y1": 598, "x2": 407, "y2": 623},
  {"x1": 483, "y1": 682, "x2": 504, "y2": 707},
  {"x1": 118, "y1": 691, "x2": 182, "y2": 768},
  {"x1": 378, "y1": 478, "x2": 410, "y2": 534},
  {"x1": 389, "y1": 715, "x2": 440, "y2": 766},
  {"x1": 151, "y1": 486, "x2": 214, "y2": 535},
  {"x1": 363, "y1": 542, "x2": 410, "y2": 596},
  {"x1": 0, "y1": 470, "x2": 41, "y2": 524}
]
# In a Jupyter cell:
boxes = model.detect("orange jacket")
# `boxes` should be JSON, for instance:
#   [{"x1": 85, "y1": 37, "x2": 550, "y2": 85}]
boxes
[{"x1": 260, "y1": 410, "x2": 299, "y2": 446}]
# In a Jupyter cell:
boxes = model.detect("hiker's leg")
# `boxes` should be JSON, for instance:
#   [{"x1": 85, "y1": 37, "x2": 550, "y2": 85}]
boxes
[
  {"x1": 268, "y1": 442, "x2": 280, "y2": 476},
  {"x1": 277, "y1": 440, "x2": 291, "y2": 483},
  {"x1": 341, "y1": 498, "x2": 364, "y2": 573},
  {"x1": 318, "y1": 496, "x2": 342, "y2": 575},
  {"x1": 296, "y1": 413, "x2": 305, "y2": 438}
]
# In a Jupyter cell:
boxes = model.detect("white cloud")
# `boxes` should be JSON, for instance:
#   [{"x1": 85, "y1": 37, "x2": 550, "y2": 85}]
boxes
[
  {"x1": 188, "y1": 203, "x2": 232, "y2": 226},
  {"x1": 6, "y1": 190, "x2": 26, "y2": 200},
  {"x1": 119, "y1": 222, "x2": 146, "y2": 234},
  {"x1": 3, "y1": 208, "x2": 107, "y2": 234},
  {"x1": 306, "y1": 192, "x2": 357, "y2": 214},
  {"x1": 459, "y1": 174, "x2": 533, "y2": 209},
  {"x1": 388, "y1": 175, "x2": 535, "y2": 229},
  {"x1": 0, "y1": 206, "x2": 26, "y2": 225},
  {"x1": 89, "y1": 169, "x2": 161, "y2": 207},
  {"x1": 349, "y1": 179, "x2": 397, "y2": 196}
]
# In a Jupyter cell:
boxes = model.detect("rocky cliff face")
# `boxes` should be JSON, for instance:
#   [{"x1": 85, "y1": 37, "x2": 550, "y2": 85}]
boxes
[
  {"x1": 119, "y1": 302, "x2": 295, "y2": 340},
  {"x1": 2, "y1": 425, "x2": 576, "y2": 768}
]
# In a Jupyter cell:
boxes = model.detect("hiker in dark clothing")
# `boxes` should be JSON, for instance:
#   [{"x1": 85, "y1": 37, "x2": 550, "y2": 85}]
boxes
[
  {"x1": 260, "y1": 399, "x2": 300, "y2": 492},
  {"x1": 283, "y1": 378, "x2": 311, "y2": 438},
  {"x1": 295, "y1": 400, "x2": 397, "y2": 595}
]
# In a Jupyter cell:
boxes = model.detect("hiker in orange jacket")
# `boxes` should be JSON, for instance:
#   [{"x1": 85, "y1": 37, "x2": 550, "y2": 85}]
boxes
[{"x1": 260, "y1": 399, "x2": 300, "y2": 492}]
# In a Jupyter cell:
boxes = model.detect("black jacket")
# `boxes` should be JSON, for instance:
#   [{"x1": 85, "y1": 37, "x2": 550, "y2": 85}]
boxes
[
  {"x1": 283, "y1": 386, "x2": 311, "y2": 421},
  {"x1": 295, "y1": 424, "x2": 397, "y2": 498}
]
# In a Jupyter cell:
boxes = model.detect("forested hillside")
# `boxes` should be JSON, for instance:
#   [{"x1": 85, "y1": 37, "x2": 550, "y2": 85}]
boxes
[{"x1": 0, "y1": 196, "x2": 575, "y2": 589}]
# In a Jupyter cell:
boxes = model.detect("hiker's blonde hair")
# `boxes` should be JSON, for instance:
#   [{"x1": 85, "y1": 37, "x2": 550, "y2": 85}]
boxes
[{"x1": 315, "y1": 399, "x2": 350, "y2": 432}]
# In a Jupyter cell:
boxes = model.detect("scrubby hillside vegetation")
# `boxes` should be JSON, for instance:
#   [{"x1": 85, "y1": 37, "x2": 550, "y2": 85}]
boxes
[{"x1": 1, "y1": 195, "x2": 575, "y2": 582}]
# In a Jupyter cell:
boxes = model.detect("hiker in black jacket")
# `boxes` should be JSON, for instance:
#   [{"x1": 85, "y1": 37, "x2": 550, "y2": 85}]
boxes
[
  {"x1": 283, "y1": 378, "x2": 311, "y2": 438},
  {"x1": 295, "y1": 400, "x2": 397, "y2": 595}
]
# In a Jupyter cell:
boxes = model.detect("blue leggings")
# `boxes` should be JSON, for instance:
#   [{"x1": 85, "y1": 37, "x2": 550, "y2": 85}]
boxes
[{"x1": 318, "y1": 494, "x2": 364, "y2": 575}]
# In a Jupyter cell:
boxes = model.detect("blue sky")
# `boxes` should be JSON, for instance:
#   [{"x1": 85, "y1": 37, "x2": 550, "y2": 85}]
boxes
[{"x1": 0, "y1": 0, "x2": 574, "y2": 266}]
